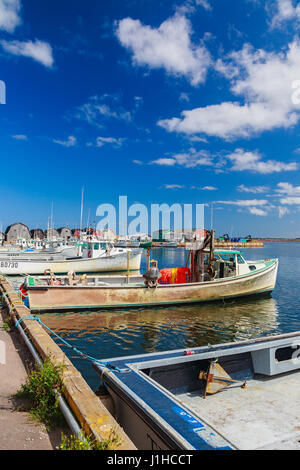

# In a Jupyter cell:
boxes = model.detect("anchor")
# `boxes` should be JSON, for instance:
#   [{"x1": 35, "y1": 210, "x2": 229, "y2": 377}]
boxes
[{"x1": 199, "y1": 359, "x2": 247, "y2": 399}]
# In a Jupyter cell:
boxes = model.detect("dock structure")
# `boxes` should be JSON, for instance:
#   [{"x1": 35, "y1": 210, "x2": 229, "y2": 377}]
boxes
[
  {"x1": 0, "y1": 275, "x2": 136, "y2": 450},
  {"x1": 214, "y1": 241, "x2": 264, "y2": 248},
  {"x1": 153, "y1": 241, "x2": 264, "y2": 248}
]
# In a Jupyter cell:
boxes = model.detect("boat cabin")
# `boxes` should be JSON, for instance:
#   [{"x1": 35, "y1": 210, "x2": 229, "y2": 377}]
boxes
[
  {"x1": 213, "y1": 250, "x2": 260, "y2": 277},
  {"x1": 79, "y1": 240, "x2": 124, "y2": 259},
  {"x1": 184, "y1": 231, "x2": 265, "y2": 282}
]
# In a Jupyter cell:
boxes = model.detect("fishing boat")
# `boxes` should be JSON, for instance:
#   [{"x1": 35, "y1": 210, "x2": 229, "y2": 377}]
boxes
[
  {"x1": 23, "y1": 230, "x2": 278, "y2": 312},
  {"x1": 115, "y1": 238, "x2": 141, "y2": 248},
  {"x1": 0, "y1": 243, "x2": 78, "y2": 258},
  {"x1": 0, "y1": 241, "x2": 142, "y2": 276},
  {"x1": 164, "y1": 240, "x2": 178, "y2": 248},
  {"x1": 93, "y1": 331, "x2": 300, "y2": 450}
]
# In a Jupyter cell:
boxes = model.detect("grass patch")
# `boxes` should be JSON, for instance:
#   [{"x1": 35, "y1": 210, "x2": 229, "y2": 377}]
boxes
[
  {"x1": 59, "y1": 429, "x2": 121, "y2": 450},
  {"x1": 2, "y1": 316, "x2": 14, "y2": 332},
  {"x1": 14, "y1": 357, "x2": 66, "y2": 429}
]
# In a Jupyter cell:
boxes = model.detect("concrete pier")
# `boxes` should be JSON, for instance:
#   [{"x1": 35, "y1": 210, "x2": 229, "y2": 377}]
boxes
[
  {"x1": 0, "y1": 308, "x2": 62, "y2": 449},
  {"x1": 0, "y1": 276, "x2": 136, "y2": 450}
]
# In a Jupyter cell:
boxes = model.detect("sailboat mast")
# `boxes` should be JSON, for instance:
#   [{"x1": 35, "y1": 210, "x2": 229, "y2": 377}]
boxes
[
  {"x1": 50, "y1": 201, "x2": 54, "y2": 240},
  {"x1": 80, "y1": 186, "x2": 84, "y2": 240},
  {"x1": 86, "y1": 208, "x2": 90, "y2": 232}
]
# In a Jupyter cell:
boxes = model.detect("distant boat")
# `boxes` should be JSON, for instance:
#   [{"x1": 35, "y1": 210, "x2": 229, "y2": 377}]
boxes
[
  {"x1": 0, "y1": 243, "x2": 78, "y2": 258},
  {"x1": 23, "y1": 231, "x2": 278, "y2": 312},
  {"x1": 115, "y1": 238, "x2": 141, "y2": 248},
  {"x1": 164, "y1": 240, "x2": 178, "y2": 248},
  {"x1": 0, "y1": 241, "x2": 142, "y2": 275}
]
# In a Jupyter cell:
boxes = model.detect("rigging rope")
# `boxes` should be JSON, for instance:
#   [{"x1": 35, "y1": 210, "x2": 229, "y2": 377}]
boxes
[{"x1": 14, "y1": 316, "x2": 126, "y2": 373}]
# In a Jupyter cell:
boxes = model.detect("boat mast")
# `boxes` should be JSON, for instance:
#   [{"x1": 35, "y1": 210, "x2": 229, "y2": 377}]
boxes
[
  {"x1": 189, "y1": 229, "x2": 215, "y2": 283},
  {"x1": 47, "y1": 216, "x2": 50, "y2": 241},
  {"x1": 80, "y1": 186, "x2": 84, "y2": 241},
  {"x1": 51, "y1": 201, "x2": 54, "y2": 239},
  {"x1": 86, "y1": 208, "x2": 90, "y2": 233}
]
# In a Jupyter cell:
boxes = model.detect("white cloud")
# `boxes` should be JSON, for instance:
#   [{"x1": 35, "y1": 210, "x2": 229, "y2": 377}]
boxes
[
  {"x1": 0, "y1": 39, "x2": 54, "y2": 67},
  {"x1": 216, "y1": 198, "x2": 270, "y2": 216},
  {"x1": 95, "y1": 103, "x2": 131, "y2": 121},
  {"x1": 227, "y1": 149, "x2": 297, "y2": 174},
  {"x1": 116, "y1": 13, "x2": 211, "y2": 86},
  {"x1": 201, "y1": 186, "x2": 218, "y2": 191},
  {"x1": 275, "y1": 182, "x2": 300, "y2": 195},
  {"x1": 149, "y1": 147, "x2": 297, "y2": 174},
  {"x1": 96, "y1": 136, "x2": 125, "y2": 148},
  {"x1": 162, "y1": 184, "x2": 185, "y2": 189},
  {"x1": 269, "y1": 0, "x2": 300, "y2": 28},
  {"x1": 277, "y1": 185, "x2": 300, "y2": 206},
  {"x1": 158, "y1": 39, "x2": 300, "y2": 140},
  {"x1": 0, "y1": 0, "x2": 21, "y2": 33},
  {"x1": 237, "y1": 184, "x2": 269, "y2": 194},
  {"x1": 217, "y1": 199, "x2": 269, "y2": 207},
  {"x1": 179, "y1": 92, "x2": 190, "y2": 102},
  {"x1": 150, "y1": 149, "x2": 213, "y2": 168},
  {"x1": 280, "y1": 196, "x2": 300, "y2": 205},
  {"x1": 248, "y1": 207, "x2": 268, "y2": 216},
  {"x1": 150, "y1": 158, "x2": 177, "y2": 167},
  {"x1": 278, "y1": 206, "x2": 290, "y2": 218},
  {"x1": 195, "y1": 0, "x2": 212, "y2": 11},
  {"x1": 158, "y1": 101, "x2": 298, "y2": 139},
  {"x1": 75, "y1": 95, "x2": 132, "y2": 127},
  {"x1": 53, "y1": 136, "x2": 77, "y2": 147},
  {"x1": 12, "y1": 134, "x2": 27, "y2": 141}
]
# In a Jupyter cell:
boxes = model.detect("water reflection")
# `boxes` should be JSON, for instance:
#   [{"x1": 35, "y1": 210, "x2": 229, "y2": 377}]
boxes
[{"x1": 41, "y1": 295, "x2": 279, "y2": 356}]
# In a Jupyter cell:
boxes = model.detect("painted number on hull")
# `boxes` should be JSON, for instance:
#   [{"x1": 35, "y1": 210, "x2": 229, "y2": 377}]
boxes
[{"x1": 0, "y1": 261, "x2": 18, "y2": 269}]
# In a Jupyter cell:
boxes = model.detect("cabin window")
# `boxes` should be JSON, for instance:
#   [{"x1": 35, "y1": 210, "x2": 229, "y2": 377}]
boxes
[
  {"x1": 237, "y1": 255, "x2": 245, "y2": 264},
  {"x1": 275, "y1": 346, "x2": 299, "y2": 362},
  {"x1": 94, "y1": 243, "x2": 100, "y2": 250},
  {"x1": 219, "y1": 253, "x2": 235, "y2": 263}
]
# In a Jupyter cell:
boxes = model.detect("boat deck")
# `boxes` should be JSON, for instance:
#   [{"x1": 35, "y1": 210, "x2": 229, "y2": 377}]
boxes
[
  {"x1": 95, "y1": 332, "x2": 300, "y2": 450},
  {"x1": 176, "y1": 370, "x2": 300, "y2": 450}
]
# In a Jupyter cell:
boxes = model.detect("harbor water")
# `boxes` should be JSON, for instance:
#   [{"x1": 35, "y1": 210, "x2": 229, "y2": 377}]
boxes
[{"x1": 35, "y1": 242, "x2": 300, "y2": 391}]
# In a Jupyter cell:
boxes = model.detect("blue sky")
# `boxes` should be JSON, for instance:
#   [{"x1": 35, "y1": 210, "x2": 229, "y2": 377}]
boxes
[{"x1": 1, "y1": 0, "x2": 300, "y2": 237}]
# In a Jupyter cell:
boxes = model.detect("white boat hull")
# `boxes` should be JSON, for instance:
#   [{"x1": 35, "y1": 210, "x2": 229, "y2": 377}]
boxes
[{"x1": 0, "y1": 250, "x2": 142, "y2": 275}]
